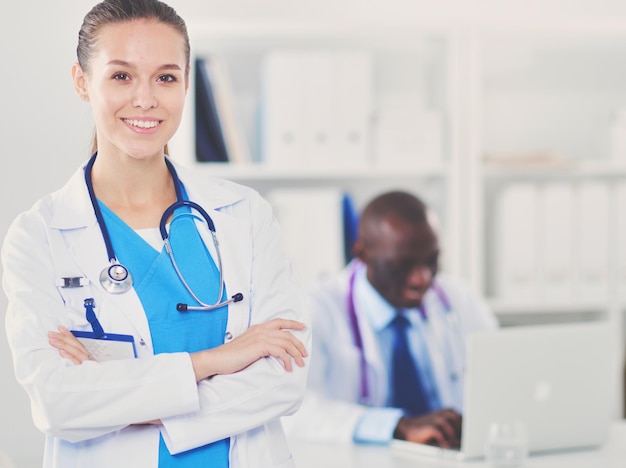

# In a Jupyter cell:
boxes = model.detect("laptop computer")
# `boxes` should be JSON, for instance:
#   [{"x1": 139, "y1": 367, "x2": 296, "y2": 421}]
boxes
[{"x1": 391, "y1": 321, "x2": 615, "y2": 461}]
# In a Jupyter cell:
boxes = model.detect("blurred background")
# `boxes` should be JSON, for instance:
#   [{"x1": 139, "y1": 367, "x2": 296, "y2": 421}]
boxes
[{"x1": 4, "y1": 1, "x2": 626, "y2": 466}]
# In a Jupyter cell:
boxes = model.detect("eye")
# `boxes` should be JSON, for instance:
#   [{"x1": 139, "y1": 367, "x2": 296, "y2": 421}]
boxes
[
  {"x1": 157, "y1": 74, "x2": 178, "y2": 83},
  {"x1": 112, "y1": 72, "x2": 130, "y2": 81},
  {"x1": 427, "y1": 253, "x2": 439, "y2": 269}
]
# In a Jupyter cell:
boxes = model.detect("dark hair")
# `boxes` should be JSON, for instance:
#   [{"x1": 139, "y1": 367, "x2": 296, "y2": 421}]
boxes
[
  {"x1": 77, "y1": 0, "x2": 190, "y2": 154},
  {"x1": 361, "y1": 191, "x2": 429, "y2": 227}
]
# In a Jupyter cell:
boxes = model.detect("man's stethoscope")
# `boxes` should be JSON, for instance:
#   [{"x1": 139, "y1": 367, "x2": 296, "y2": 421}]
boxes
[
  {"x1": 346, "y1": 262, "x2": 462, "y2": 403},
  {"x1": 84, "y1": 153, "x2": 243, "y2": 311}
]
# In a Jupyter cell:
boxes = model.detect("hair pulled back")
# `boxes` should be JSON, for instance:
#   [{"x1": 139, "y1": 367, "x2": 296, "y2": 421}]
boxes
[
  {"x1": 77, "y1": 0, "x2": 190, "y2": 155},
  {"x1": 78, "y1": 0, "x2": 189, "y2": 74}
]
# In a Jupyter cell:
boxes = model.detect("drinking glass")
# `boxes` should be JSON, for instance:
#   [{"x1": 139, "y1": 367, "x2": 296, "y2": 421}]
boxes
[{"x1": 484, "y1": 421, "x2": 528, "y2": 467}]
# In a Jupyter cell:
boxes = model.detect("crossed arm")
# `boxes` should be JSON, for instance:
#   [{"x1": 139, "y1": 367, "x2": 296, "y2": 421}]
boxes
[{"x1": 48, "y1": 317, "x2": 308, "y2": 381}]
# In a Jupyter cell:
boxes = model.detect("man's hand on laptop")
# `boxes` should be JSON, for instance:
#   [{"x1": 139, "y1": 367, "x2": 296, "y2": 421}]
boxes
[{"x1": 393, "y1": 408, "x2": 462, "y2": 449}]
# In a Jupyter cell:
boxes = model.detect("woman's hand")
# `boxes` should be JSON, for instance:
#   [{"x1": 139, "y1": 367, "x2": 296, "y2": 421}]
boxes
[
  {"x1": 191, "y1": 318, "x2": 308, "y2": 381},
  {"x1": 49, "y1": 317, "x2": 309, "y2": 382},
  {"x1": 48, "y1": 326, "x2": 93, "y2": 364}
]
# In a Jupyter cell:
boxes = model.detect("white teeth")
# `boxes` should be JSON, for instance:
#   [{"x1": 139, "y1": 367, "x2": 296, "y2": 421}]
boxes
[{"x1": 125, "y1": 119, "x2": 159, "y2": 129}]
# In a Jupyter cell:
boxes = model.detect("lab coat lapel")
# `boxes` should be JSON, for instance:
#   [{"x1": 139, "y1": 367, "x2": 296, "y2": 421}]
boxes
[
  {"x1": 49, "y1": 163, "x2": 153, "y2": 345},
  {"x1": 70, "y1": 223, "x2": 153, "y2": 343},
  {"x1": 179, "y1": 169, "x2": 250, "y2": 333},
  {"x1": 197, "y1": 209, "x2": 250, "y2": 328},
  {"x1": 357, "y1": 306, "x2": 388, "y2": 405},
  {"x1": 49, "y1": 163, "x2": 111, "y2": 289},
  {"x1": 345, "y1": 265, "x2": 388, "y2": 406}
]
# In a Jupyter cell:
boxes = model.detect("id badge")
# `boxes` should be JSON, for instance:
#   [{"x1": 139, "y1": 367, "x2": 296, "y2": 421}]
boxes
[
  {"x1": 70, "y1": 330, "x2": 137, "y2": 361},
  {"x1": 71, "y1": 298, "x2": 137, "y2": 361}
]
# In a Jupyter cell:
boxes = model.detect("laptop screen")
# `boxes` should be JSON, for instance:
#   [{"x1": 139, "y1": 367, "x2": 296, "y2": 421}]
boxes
[{"x1": 460, "y1": 322, "x2": 614, "y2": 458}]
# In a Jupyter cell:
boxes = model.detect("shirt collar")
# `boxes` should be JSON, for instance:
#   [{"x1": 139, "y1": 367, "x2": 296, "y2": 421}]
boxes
[{"x1": 354, "y1": 263, "x2": 422, "y2": 332}]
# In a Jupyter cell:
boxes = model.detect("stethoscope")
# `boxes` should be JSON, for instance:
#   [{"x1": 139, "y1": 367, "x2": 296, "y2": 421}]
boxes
[
  {"x1": 84, "y1": 153, "x2": 244, "y2": 311},
  {"x1": 346, "y1": 262, "x2": 461, "y2": 403}
]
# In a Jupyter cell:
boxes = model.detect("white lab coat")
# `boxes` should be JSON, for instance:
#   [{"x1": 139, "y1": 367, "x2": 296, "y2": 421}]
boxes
[
  {"x1": 2, "y1": 159, "x2": 311, "y2": 468},
  {"x1": 283, "y1": 263, "x2": 497, "y2": 443}
]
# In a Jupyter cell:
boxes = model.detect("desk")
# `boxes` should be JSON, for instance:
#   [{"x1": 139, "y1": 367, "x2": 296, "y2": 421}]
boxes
[{"x1": 289, "y1": 421, "x2": 626, "y2": 467}]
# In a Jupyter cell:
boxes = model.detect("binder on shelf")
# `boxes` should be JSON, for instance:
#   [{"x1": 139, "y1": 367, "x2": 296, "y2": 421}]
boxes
[
  {"x1": 260, "y1": 50, "x2": 373, "y2": 168},
  {"x1": 259, "y1": 52, "x2": 304, "y2": 166},
  {"x1": 302, "y1": 53, "x2": 334, "y2": 166},
  {"x1": 538, "y1": 183, "x2": 574, "y2": 300},
  {"x1": 609, "y1": 107, "x2": 626, "y2": 162},
  {"x1": 265, "y1": 187, "x2": 348, "y2": 289},
  {"x1": 492, "y1": 182, "x2": 538, "y2": 301},
  {"x1": 374, "y1": 97, "x2": 444, "y2": 168},
  {"x1": 202, "y1": 56, "x2": 251, "y2": 164},
  {"x1": 616, "y1": 182, "x2": 626, "y2": 300},
  {"x1": 195, "y1": 57, "x2": 229, "y2": 162},
  {"x1": 576, "y1": 181, "x2": 609, "y2": 301},
  {"x1": 332, "y1": 52, "x2": 373, "y2": 167}
]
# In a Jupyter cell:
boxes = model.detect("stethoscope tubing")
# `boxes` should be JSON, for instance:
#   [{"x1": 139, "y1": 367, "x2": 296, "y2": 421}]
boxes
[
  {"x1": 84, "y1": 154, "x2": 119, "y2": 267},
  {"x1": 346, "y1": 265, "x2": 370, "y2": 401},
  {"x1": 85, "y1": 153, "x2": 243, "y2": 310}
]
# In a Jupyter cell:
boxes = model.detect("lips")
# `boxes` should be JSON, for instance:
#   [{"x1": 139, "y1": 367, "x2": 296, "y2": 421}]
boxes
[{"x1": 403, "y1": 286, "x2": 427, "y2": 303}]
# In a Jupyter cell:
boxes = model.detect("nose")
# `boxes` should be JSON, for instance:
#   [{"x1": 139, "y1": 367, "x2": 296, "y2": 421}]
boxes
[{"x1": 132, "y1": 82, "x2": 158, "y2": 110}]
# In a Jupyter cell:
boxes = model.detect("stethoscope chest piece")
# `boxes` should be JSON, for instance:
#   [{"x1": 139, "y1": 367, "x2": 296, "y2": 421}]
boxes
[{"x1": 100, "y1": 262, "x2": 133, "y2": 294}]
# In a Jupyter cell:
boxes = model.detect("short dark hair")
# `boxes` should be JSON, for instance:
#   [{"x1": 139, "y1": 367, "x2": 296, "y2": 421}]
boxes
[{"x1": 361, "y1": 191, "x2": 428, "y2": 227}]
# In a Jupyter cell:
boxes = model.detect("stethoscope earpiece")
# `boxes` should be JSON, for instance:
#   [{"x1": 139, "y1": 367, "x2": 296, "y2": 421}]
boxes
[{"x1": 177, "y1": 292, "x2": 244, "y2": 312}]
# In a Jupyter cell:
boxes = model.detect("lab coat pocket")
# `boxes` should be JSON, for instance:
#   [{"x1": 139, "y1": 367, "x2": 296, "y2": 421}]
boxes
[{"x1": 56, "y1": 284, "x2": 101, "y2": 329}]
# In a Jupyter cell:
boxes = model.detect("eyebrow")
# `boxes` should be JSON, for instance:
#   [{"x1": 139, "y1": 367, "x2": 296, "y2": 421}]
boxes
[{"x1": 106, "y1": 59, "x2": 182, "y2": 71}]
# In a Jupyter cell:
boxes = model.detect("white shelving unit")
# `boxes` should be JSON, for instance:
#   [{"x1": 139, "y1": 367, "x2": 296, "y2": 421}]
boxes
[
  {"x1": 169, "y1": 16, "x2": 626, "y2": 416},
  {"x1": 475, "y1": 28, "x2": 626, "y2": 317},
  {"x1": 473, "y1": 24, "x2": 626, "y2": 418},
  {"x1": 172, "y1": 19, "x2": 463, "y2": 275}
]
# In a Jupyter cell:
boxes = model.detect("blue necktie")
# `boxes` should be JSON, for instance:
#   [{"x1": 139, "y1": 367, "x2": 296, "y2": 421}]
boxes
[{"x1": 390, "y1": 313, "x2": 430, "y2": 416}]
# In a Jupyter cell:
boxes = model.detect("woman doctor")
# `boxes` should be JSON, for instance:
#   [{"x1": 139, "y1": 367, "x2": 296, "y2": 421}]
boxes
[{"x1": 1, "y1": 1, "x2": 310, "y2": 467}]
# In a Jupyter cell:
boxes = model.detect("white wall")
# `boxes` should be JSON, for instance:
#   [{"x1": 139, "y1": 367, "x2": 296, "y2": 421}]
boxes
[
  {"x1": 0, "y1": 2, "x2": 91, "y2": 466},
  {"x1": 3, "y1": 1, "x2": 626, "y2": 467}
]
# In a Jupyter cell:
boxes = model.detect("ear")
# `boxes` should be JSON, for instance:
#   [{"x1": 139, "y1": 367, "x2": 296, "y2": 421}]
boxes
[
  {"x1": 72, "y1": 62, "x2": 90, "y2": 102},
  {"x1": 352, "y1": 239, "x2": 367, "y2": 262}
]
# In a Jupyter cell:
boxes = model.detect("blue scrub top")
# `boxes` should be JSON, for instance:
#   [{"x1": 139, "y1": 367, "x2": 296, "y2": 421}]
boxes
[{"x1": 100, "y1": 199, "x2": 230, "y2": 468}]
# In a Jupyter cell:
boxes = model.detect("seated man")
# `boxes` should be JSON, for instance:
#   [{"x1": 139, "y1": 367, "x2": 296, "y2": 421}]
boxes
[{"x1": 284, "y1": 190, "x2": 498, "y2": 447}]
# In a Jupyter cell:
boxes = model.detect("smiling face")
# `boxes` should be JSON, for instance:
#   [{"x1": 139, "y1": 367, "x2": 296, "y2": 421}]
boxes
[{"x1": 72, "y1": 18, "x2": 188, "y2": 162}]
